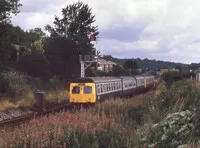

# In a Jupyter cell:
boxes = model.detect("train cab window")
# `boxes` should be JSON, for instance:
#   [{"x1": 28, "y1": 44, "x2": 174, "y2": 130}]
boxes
[
  {"x1": 84, "y1": 86, "x2": 92, "y2": 94},
  {"x1": 72, "y1": 86, "x2": 80, "y2": 94}
]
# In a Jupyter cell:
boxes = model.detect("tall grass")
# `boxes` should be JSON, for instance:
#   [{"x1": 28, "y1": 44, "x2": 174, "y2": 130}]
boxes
[
  {"x1": 0, "y1": 71, "x2": 69, "y2": 111},
  {"x1": 0, "y1": 92, "x2": 153, "y2": 148}
]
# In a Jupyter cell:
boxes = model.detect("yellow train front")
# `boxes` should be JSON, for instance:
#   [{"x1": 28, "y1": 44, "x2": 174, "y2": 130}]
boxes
[
  {"x1": 69, "y1": 77, "x2": 97, "y2": 103},
  {"x1": 69, "y1": 77, "x2": 124, "y2": 104}
]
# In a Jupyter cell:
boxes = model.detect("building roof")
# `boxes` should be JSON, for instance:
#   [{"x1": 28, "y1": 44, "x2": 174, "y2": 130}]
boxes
[{"x1": 97, "y1": 59, "x2": 116, "y2": 65}]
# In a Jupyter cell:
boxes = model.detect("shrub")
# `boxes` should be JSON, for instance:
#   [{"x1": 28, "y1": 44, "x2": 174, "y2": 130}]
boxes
[
  {"x1": 162, "y1": 71, "x2": 183, "y2": 87},
  {"x1": 0, "y1": 71, "x2": 29, "y2": 98},
  {"x1": 149, "y1": 110, "x2": 195, "y2": 147},
  {"x1": 150, "y1": 80, "x2": 200, "y2": 119}
]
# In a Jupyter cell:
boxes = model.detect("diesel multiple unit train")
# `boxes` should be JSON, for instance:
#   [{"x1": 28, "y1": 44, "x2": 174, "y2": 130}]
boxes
[{"x1": 69, "y1": 74, "x2": 156, "y2": 104}]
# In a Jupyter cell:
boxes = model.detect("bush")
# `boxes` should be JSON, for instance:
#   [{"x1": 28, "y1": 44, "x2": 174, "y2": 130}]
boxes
[
  {"x1": 15, "y1": 53, "x2": 51, "y2": 80},
  {"x1": 150, "y1": 80, "x2": 200, "y2": 119},
  {"x1": 0, "y1": 71, "x2": 29, "y2": 98},
  {"x1": 127, "y1": 106, "x2": 149, "y2": 125},
  {"x1": 149, "y1": 110, "x2": 195, "y2": 147},
  {"x1": 29, "y1": 76, "x2": 67, "y2": 91},
  {"x1": 162, "y1": 71, "x2": 183, "y2": 87}
]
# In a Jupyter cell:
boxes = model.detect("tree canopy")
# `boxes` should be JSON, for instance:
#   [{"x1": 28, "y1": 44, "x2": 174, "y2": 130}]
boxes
[
  {"x1": 0, "y1": 0, "x2": 22, "y2": 68},
  {"x1": 123, "y1": 59, "x2": 138, "y2": 70},
  {"x1": 45, "y1": 1, "x2": 99, "y2": 54}
]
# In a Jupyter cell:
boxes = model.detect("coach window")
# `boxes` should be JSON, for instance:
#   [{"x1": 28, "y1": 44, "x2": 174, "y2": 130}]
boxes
[
  {"x1": 101, "y1": 84, "x2": 103, "y2": 93},
  {"x1": 72, "y1": 86, "x2": 80, "y2": 94},
  {"x1": 98, "y1": 85, "x2": 100, "y2": 93},
  {"x1": 103, "y1": 84, "x2": 106, "y2": 92},
  {"x1": 117, "y1": 82, "x2": 119, "y2": 90},
  {"x1": 106, "y1": 84, "x2": 108, "y2": 92}
]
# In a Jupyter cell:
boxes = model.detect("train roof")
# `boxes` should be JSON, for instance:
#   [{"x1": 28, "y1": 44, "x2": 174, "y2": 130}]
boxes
[
  {"x1": 119, "y1": 76, "x2": 135, "y2": 80},
  {"x1": 70, "y1": 75, "x2": 155, "y2": 83},
  {"x1": 70, "y1": 76, "x2": 121, "y2": 83}
]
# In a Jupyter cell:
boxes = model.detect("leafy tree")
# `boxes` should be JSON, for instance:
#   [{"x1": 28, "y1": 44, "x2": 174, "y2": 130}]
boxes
[
  {"x1": 45, "y1": 1, "x2": 99, "y2": 54},
  {"x1": 112, "y1": 64, "x2": 127, "y2": 76},
  {"x1": 123, "y1": 59, "x2": 138, "y2": 75},
  {"x1": 102, "y1": 55, "x2": 114, "y2": 61},
  {"x1": 123, "y1": 59, "x2": 138, "y2": 70},
  {"x1": 0, "y1": 0, "x2": 21, "y2": 68},
  {"x1": 31, "y1": 40, "x2": 45, "y2": 54},
  {"x1": 44, "y1": 37, "x2": 81, "y2": 79},
  {"x1": 8, "y1": 26, "x2": 46, "y2": 61}
]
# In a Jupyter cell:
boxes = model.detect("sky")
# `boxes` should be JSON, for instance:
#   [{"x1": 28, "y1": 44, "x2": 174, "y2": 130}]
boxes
[{"x1": 11, "y1": 0, "x2": 200, "y2": 64}]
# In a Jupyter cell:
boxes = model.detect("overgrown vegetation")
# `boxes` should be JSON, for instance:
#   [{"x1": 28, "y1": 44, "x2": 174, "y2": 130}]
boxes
[
  {"x1": 0, "y1": 93, "x2": 151, "y2": 147},
  {"x1": 0, "y1": 80, "x2": 200, "y2": 148},
  {"x1": 0, "y1": 70, "x2": 68, "y2": 111},
  {"x1": 1, "y1": 80, "x2": 200, "y2": 147}
]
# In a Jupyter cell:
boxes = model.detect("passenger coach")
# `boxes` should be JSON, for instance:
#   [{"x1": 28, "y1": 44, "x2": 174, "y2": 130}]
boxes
[{"x1": 69, "y1": 75, "x2": 155, "y2": 104}]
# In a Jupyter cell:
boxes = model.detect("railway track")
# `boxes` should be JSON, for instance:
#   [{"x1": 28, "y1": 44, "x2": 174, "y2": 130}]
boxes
[
  {"x1": 0, "y1": 102, "x2": 74, "y2": 128},
  {"x1": 0, "y1": 101, "x2": 89, "y2": 128}
]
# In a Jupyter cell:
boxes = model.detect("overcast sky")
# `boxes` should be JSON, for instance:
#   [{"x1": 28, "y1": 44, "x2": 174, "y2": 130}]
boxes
[{"x1": 11, "y1": 0, "x2": 200, "y2": 64}]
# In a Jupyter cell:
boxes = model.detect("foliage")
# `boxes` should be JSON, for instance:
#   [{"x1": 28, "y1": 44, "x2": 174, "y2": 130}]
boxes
[
  {"x1": 45, "y1": 1, "x2": 99, "y2": 54},
  {"x1": 161, "y1": 71, "x2": 183, "y2": 87},
  {"x1": 31, "y1": 39, "x2": 45, "y2": 54},
  {"x1": 44, "y1": 37, "x2": 81, "y2": 79},
  {"x1": 0, "y1": 0, "x2": 22, "y2": 68},
  {"x1": 0, "y1": 0, "x2": 22, "y2": 23},
  {"x1": 149, "y1": 110, "x2": 195, "y2": 147},
  {"x1": 123, "y1": 59, "x2": 138, "y2": 70},
  {"x1": 15, "y1": 53, "x2": 51, "y2": 80},
  {"x1": 0, "y1": 71, "x2": 29, "y2": 97},
  {"x1": 189, "y1": 63, "x2": 200, "y2": 71},
  {"x1": 111, "y1": 64, "x2": 127, "y2": 76},
  {"x1": 102, "y1": 55, "x2": 188, "y2": 69},
  {"x1": 9, "y1": 26, "x2": 46, "y2": 49},
  {"x1": 2, "y1": 80, "x2": 200, "y2": 147},
  {"x1": 0, "y1": 95, "x2": 150, "y2": 147}
]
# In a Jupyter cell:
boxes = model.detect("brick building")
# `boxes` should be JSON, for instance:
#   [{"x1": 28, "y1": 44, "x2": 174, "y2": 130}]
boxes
[{"x1": 97, "y1": 59, "x2": 117, "y2": 72}]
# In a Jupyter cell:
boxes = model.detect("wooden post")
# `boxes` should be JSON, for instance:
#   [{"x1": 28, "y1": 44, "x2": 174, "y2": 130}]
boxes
[{"x1": 34, "y1": 91, "x2": 47, "y2": 112}]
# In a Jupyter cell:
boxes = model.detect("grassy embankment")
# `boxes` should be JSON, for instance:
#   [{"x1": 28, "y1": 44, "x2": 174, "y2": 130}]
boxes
[
  {"x1": 0, "y1": 71, "x2": 69, "y2": 112},
  {"x1": 1, "y1": 79, "x2": 200, "y2": 147}
]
